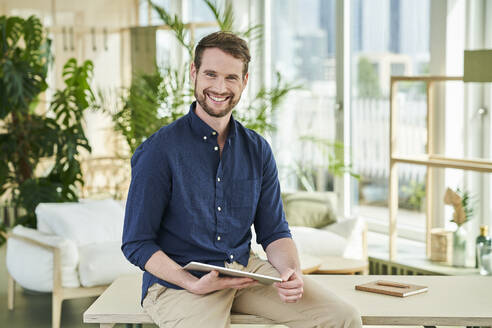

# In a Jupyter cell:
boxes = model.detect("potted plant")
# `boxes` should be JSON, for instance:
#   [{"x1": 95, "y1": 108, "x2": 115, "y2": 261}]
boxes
[
  {"x1": 0, "y1": 15, "x2": 96, "y2": 244},
  {"x1": 444, "y1": 187, "x2": 475, "y2": 267}
]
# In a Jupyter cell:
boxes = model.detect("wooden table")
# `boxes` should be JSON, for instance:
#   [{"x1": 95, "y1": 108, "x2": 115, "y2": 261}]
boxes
[
  {"x1": 299, "y1": 253, "x2": 322, "y2": 274},
  {"x1": 313, "y1": 256, "x2": 368, "y2": 274},
  {"x1": 84, "y1": 274, "x2": 492, "y2": 327}
]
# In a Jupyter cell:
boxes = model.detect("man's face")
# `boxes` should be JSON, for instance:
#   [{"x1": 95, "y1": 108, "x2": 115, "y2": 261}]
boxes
[{"x1": 191, "y1": 48, "x2": 248, "y2": 118}]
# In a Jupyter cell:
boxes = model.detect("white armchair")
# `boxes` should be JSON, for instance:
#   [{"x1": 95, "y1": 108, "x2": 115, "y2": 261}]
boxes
[{"x1": 5, "y1": 199, "x2": 141, "y2": 328}]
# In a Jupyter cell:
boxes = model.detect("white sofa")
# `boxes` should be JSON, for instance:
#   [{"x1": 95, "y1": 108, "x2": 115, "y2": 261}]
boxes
[
  {"x1": 5, "y1": 193, "x2": 366, "y2": 328},
  {"x1": 5, "y1": 199, "x2": 141, "y2": 328}
]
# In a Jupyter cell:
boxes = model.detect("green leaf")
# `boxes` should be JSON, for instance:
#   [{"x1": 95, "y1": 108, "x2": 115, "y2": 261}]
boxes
[
  {"x1": 240, "y1": 24, "x2": 263, "y2": 41},
  {"x1": 23, "y1": 16, "x2": 44, "y2": 52},
  {"x1": 203, "y1": 0, "x2": 234, "y2": 32},
  {"x1": 17, "y1": 177, "x2": 63, "y2": 213},
  {"x1": 149, "y1": 1, "x2": 193, "y2": 57},
  {"x1": 1, "y1": 15, "x2": 50, "y2": 112},
  {"x1": 2, "y1": 16, "x2": 24, "y2": 49}
]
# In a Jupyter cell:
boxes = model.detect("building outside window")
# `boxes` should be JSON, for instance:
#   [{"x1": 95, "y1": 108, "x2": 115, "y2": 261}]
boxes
[
  {"x1": 270, "y1": 0, "x2": 338, "y2": 193},
  {"x1": 350, "y1": 0, "x2": 430, "y2": 240}
]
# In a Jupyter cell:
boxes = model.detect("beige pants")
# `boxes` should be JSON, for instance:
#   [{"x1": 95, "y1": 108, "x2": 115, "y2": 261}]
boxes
[{"x1": 143, "y1": 254, "x2": 362, "y2": 328}]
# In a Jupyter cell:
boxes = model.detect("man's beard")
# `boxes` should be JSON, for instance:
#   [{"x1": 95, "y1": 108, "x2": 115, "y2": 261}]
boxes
[{"x1": 195, "y1": 82, "x2": 240, "y2": 118}]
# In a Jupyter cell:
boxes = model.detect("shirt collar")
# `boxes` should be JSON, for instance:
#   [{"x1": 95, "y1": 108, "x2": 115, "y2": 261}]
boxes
[{"x1": 187, "y1": 101, "x2": 237, "y2": 139}]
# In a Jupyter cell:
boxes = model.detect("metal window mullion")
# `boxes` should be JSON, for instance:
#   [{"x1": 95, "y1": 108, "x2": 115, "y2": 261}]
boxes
[
  {"x1": 335, "y1": 0, "x2": 351, "y2": 218},
  {"x1": 429, "y1": 0, "x2": 447, "y2": 230}
]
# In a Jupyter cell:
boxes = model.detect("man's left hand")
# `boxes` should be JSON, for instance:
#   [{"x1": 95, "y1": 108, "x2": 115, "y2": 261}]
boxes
[{"x1": 273, "y1": 268, "x2": 304, "y2": 303}]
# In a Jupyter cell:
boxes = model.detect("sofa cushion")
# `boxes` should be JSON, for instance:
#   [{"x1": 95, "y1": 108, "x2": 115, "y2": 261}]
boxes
[
  {"x1": 251, "y1": 225, "x2": 349, "y2": 260},
  {"x1": 6, "y1": 226, "x2": 80, "y2": 292},
  {"x1": 282, "y1": 192, "x2": 337, "y2": 228},
  {"x1": 322, "y1": 217, "x2": 365, "y2": 260},
  {"x1": 36, "y1": 199, "x2": 125, "y2": 246},
  {"x1": 78, "y1": 241, "x2": 142, "y2": 287},
  {"x1": 289, "y1": 226, "x2": 348, "y2": 257}
]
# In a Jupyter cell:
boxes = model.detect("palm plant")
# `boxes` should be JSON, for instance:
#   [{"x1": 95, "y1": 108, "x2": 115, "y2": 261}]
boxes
[
  {"x1": 293, "y1": 136, "x2": 359, "y2": 192},
  {"x1": 0, "y1": 15, "x2": 96, "y2": 243},
  {"x1": 105, "y1": 0, "x2": 299, "y2": 154},
  {"x1": 111, "y1": 66, "x2": 191, "y2": 153}
]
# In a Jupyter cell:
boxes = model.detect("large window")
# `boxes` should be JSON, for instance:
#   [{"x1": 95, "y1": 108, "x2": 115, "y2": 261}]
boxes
[
  {"x1": 144, "y1": 0, "x2": 492, "y2": 243},
  {"x1": 349, "y1": 0, "x2": 430, "y2": 238},
  {"x1": 270, "y1": 0, "x2": 338, "y2": 193}
]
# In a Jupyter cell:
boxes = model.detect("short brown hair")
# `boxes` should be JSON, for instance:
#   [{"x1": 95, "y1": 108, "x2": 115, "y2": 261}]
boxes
[{"x1": 194, "y1": 31, "x2": 251, "y2": 77}]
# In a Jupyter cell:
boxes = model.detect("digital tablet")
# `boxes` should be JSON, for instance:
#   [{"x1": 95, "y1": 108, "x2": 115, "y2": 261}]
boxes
[{"x1": 183, "y1": 261, "x2": 282, "y2": 284}]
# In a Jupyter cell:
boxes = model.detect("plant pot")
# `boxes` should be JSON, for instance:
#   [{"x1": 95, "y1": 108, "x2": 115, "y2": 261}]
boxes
[{"x1": 453, "y1": 225, "x2": 467, "y2": 267}]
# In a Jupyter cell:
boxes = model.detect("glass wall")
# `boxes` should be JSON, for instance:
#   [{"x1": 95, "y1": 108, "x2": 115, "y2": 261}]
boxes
[
  {"x1": 350, "y1": 0, "x2": 430, "y2": 235},
  {"x1": 140, "y1": 0, "x2": 492, "y2": 239},
  {"x1": 270, "y1": 0, "x2": 337, "y2": 192}
]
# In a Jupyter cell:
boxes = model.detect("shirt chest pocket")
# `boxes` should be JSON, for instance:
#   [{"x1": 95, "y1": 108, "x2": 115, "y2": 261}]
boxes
[{"x1": 230, "y1": 178, "x2": 260, "y2": 220}]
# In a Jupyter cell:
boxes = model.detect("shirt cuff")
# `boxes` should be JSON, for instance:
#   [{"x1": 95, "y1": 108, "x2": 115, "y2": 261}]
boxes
[
  {"x1": 260, "y1": 232, "x2": 292, "y2": 251},
  {"x1": 134, "y1": 242, "x2": 161, "y2": 271}
]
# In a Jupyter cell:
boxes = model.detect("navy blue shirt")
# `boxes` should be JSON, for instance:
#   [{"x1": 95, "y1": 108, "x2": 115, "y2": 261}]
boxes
[{"x1": 121, "y1": 102, "x2": 291, "y2": 304}]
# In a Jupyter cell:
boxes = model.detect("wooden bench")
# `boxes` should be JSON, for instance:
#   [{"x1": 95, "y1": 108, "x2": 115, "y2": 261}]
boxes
[{"x1": 83, "y1": 274, "x2": 492, "y2": 327}]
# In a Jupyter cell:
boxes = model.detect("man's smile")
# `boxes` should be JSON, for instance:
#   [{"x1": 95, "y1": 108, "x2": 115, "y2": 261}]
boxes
[{"x1": 207, "y1": 93, "x2": 231, "y2": 104}]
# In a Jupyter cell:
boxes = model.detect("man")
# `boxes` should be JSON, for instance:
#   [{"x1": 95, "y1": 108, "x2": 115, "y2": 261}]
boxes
[{"x1": 122, "y1": 31, "x2": 361, "y2": 328}]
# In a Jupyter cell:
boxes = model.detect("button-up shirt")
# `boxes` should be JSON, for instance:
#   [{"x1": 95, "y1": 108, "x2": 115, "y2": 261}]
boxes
[{"x1": 121, "y1": 102, "x2": 291, "y2": 304}]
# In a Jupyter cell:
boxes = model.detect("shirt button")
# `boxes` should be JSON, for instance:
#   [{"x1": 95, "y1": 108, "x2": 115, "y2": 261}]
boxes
[
  {"x1": 217, "y1": 177, "x2": 221, "y2": 182},
  {"x1": 217, "y1": 206, "x2": 222, "y2": 211},
  {"x1": 212, "y1": 131, "x2": 217, "y2": 135},
  {"x1": 203, "y1": 136, "x2": 207, "y2": 140},
  {"x1": 214, "y1": 146, "x2": 219, "y2": 151},
  {"x1": 217, "y1": 236, "x2": 221, "y2": 241},
  {"x1": 230, "y1": 254, "x2": 234, "y2": 260}
]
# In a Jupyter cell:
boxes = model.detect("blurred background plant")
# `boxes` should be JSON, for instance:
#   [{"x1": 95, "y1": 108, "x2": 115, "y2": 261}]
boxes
[
  {"x1": 99, "y1": 0, "x2": 299, "y2": 154},
  {"x1": 401, "y1": 180, "x2": 426, "y2": 211},
  {"x1": 100, "y1": 0, "x2": 359, "y2": 191},
  {"x1": 357, "y1": 57, "x2": 382, "y2": 99},
  {"x1": 290, "y1": 136, "x2": 359, "y2": 192},
  {"x1": 0, "y1": 15, "x2": 96, "y2": 244}
]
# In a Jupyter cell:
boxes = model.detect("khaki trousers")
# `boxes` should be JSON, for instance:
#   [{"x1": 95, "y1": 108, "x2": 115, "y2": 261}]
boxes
[{"x1": 143, "y1": 254, "x2": 362, "y2": 328}]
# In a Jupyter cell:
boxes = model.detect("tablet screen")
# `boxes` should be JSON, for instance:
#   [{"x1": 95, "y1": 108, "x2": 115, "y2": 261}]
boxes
[{"x1": 183, "y1": 261, "x2": 282, "y2": 284}]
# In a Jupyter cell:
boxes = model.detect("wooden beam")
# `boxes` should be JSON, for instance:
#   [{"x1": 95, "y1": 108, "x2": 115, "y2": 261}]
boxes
[
  {"x1": 7, "y1": 272, "x2": 15, "y2": 310},
  {"x1": 426, "y1": 80, "x2": 435, "y2": 258},
  {"x1": 391, "y1": 155, "x2": 492, "y2": 172},
  {"x1": 391, "y1": 76, "x2": 463, "y2": 82},
  {"x1": 389, "y1": 78, "x2": 398, "y2": 261}
]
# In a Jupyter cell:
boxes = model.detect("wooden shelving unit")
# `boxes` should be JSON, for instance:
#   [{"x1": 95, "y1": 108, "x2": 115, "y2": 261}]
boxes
[{"x1": 388, "y1": 75, "x2": 492, "y2": 261}]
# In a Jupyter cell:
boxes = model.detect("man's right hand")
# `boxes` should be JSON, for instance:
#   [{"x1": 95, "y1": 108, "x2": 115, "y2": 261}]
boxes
[{"x1": 187, "y1": 270, "x2": 257, "y2": 295}]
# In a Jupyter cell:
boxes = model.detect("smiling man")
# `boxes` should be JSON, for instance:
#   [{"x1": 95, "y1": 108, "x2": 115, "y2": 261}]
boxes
[
  {"x1": 122, "y1": 31, "x2": 362, "y2": 328},
  {"x1": 193, "y1": 46, "x2": 244, "y2": 118}
]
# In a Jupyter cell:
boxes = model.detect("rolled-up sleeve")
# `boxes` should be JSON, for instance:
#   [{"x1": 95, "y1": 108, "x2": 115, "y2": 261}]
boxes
[
  {"x1": 253, "y1": 141, "x2": 291, "y2": 250},
  {"x1": 121, "y1": 137, "x2": 171, "y2": 271}
]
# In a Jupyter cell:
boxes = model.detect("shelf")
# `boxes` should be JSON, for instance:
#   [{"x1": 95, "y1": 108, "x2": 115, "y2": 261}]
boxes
[
  {"x1": 391, "y1": 154, "x2": 492, "y2": 172},
  {"x1": 388, "y1": 75, "x2": 492, "y2": 262},
  {"x1": 391, "y1": 75, "x2": 463, "y2": 82},
  {"x1": 368, "y1": 232, "x2": 480, "y2": 276}
]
